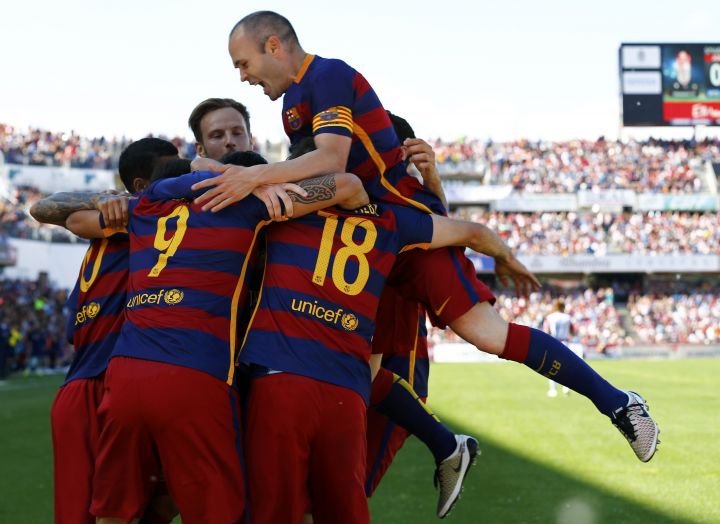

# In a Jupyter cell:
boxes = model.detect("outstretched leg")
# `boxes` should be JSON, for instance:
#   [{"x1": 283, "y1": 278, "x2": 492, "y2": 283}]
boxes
[{"x1": 450, "y1": 302, "x2": 659, "y2": 461}]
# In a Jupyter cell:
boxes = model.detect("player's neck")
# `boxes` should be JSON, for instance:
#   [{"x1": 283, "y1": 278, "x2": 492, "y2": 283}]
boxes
[{"x1": 290, "y1": 50, "x2": 311, "y2": 80}]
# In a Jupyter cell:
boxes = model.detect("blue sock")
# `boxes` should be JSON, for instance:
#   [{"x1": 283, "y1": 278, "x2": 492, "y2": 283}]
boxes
[
  {"x1": 374, "y1": 373, "x2": 457, "y2": 463},
  {"x1": 523, "y1": 327, "x2": 628, "y2": 416}
]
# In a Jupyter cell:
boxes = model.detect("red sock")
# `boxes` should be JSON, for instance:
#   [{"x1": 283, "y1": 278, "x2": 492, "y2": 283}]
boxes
[
  {"x1": 369, "y1": 367, "x2": 395, "y2": 407},
  {"x1": 499, "y1": 323, "x2": 531, "y2": 363}
]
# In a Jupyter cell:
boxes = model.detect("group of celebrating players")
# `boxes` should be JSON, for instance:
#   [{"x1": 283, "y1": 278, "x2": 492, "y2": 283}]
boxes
[{"x1": 31, "y1": 11, "x2": 659, "y2": 524}]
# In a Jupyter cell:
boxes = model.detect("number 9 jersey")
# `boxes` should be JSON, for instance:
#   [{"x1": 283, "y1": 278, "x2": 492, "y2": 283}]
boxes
[
  {"x1": 108, "y1": 174, "x2": 271, "y2": 386},
  {"x1": 239, "y1": 202, "x2": 433, "y2": 404}
]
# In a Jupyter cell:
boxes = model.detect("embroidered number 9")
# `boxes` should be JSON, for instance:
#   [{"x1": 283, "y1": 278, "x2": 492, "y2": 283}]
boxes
[
  {"x1": 148, "y1": 205, "x2": 189, "y2": 277},
  {"x1": 312, "y1": 215, "x2": 377, "y2": 296}
]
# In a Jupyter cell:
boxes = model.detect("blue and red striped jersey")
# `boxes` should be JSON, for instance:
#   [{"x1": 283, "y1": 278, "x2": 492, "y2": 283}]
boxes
[
  {"x1": 372, "y1": 286, "x2": 430, "y2": 398},
  {"x1": 110, "y1": 171, "x2": 270, "y2": 385},
  {"x1": 282, "y1": 55, "x2": 446, "y2": 216},
  {"x1": 239, "y1": 202, "x2": 434, "y2": 403},
  {"x1": 64, "y1": 235, "x2": 129, "y2": 384}
]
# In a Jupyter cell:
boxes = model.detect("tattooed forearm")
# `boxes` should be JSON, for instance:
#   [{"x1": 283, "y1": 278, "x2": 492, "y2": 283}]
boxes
[
  {"x1": 29, "y1": 192, "x2": 101, "y2": 226},
  {"x1": 290, "y1": 175, "x2": 337, "y2": 204}
]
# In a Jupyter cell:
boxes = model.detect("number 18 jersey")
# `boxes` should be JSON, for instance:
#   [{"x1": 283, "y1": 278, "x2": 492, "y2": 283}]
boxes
[{"x1": 239, "y1": 202, "x2": 433, "y2": 403}]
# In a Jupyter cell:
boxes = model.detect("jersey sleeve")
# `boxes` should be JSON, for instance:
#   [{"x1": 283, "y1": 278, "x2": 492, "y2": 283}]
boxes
[
  {"x1": 146, "y1": 171, "x2": 218, "y2": 201},
  {"x1": 98, "y1": 213, "x2": 129, "y2": 240},
  {"x1": 309, "y1": 60, "x2": 356, "y2": 138},
  {"x1": 393, "y1": 205, "x2": 434, "y2": 253}
]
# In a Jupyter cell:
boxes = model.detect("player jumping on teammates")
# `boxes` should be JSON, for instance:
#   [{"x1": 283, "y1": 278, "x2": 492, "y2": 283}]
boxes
[{"x1": 190, "y1": 11, "x2": 659, "y2": 486}]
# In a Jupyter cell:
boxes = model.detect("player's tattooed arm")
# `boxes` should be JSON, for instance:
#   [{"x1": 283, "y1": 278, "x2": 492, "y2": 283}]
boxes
[
  {"x1": 288, "y1": 173, "x2": 368, "y2": 219},
  {"x1": 254, "y1": 175, "x2": 337, "y2": 221},
  {"x1": 289, "y1": 175, "x2": 337, "y2": 204},
  {"x1": 30, "y1": 192, "x2": 103, "y2": 227},
  {"x1": 290, "y1": 173, "x2": 369, "y2": 210},
  {"x1": 30, "y1": 191, "x2": 131, "y2": 229}
]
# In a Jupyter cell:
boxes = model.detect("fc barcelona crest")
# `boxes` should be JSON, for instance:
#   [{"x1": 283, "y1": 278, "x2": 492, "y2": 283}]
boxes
[{"x1": 285, "y1": 107, "x2": 302, "y2": 131}]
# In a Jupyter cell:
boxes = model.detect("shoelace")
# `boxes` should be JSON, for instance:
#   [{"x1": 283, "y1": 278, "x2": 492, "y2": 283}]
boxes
[{"x1": 616, "y1": 400, "x2": 648, "y2": 441}]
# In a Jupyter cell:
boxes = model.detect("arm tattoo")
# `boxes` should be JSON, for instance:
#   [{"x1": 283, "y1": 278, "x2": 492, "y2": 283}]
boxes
[
  {"x1": 290, "y1": 175, "x2": 337, "y2": 204},
  {"x1": 30, "y1": 192, "x2": 100, "y2": 226}
]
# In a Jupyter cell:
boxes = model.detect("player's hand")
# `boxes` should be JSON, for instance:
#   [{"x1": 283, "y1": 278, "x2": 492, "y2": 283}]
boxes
[
  {"x1": 190, "y1": 157, "x2": 226, "y2": 173},
  {"x1": 191, "y1": 164, "x2": 265, "y2": 212},
  {"x1": 404, "y1": 138, "x2": 439, "y2": 182},
  {"x1": 494, "y1": 253, "x2": 541, "y2": 298},
  {"x1": 253, "y1": 183, "x2": 308, "y2": 221},
  {"x1": 93, "y1": 194, "x2": 133, "y2": 229}
]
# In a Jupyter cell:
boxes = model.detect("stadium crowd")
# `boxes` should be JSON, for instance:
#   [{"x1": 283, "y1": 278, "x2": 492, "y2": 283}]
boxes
[
  {"x1": 5, "y1": 123, "x2": 719, "y2": 191},
  {"x1": 450, "y1": 209, "x2": 720, "y2": 255},
  {"x1": 0, "y1": 122, "x2": 269, "y2": 169},
  {"x1": 1, "y1": 123, "x2": 132, "y2": 169},
  {"x1": 431, "y1": 137, "x2": 720, "y2": 193},
  {"x1": 1, "y1": 186, "x2": 81, "y2": 243},
  {"x1": 2, "y1": 125, "x2": 719, "y2": 356},
  {"x1": 629, "y1": 282, "x2": 720, "y2": 345},
  {"x1": 428, "y1": 287, "x2": 631, "y2": 353},
  {"x1": 4, "y1": 274, "x2": 718, "y2": 382},
  {"x1": 0, "y1": 276, "x2": 70, "y2": 381}
]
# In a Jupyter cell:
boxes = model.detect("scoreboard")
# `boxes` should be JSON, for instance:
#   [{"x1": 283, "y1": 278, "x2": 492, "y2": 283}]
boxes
[{"x1": 620, "y1": 43, "x2": 720, "y2": 126}]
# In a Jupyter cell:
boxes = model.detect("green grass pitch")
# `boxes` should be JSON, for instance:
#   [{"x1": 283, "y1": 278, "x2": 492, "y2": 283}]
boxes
[{"x1": 0, "y1": 359, "x2": 718, "y2": 523}]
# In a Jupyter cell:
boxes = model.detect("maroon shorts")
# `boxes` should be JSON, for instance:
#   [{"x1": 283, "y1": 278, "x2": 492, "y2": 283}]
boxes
[
  {"x1": 388, "y1": 246, "x2": 495, "y2": 328},
  {"x1": 51, "y1": 376, "x2": 105, "y2": 524},
  {"x1": 364, "y1": 407, "x2": 411, "y2": 497},
  {"x1": 244, "y1": 373, "x2": 369, "y2": 524},
  {"x1": 372, "y1": 285, "x2": 424, "y2": 356},
  {"x1": 91, "y1": 357, "x2": 245, "y2": 524}
]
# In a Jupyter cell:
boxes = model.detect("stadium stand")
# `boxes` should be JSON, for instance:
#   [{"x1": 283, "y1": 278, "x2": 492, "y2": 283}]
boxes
[
  {"x1": 431, "y1": 137, "x2": 720, "y2": 192},
  {"x1": 1, "y1": 186, "x2": 81, "y2": 243},
  {"x1": 628, "y1": 282, "x2": 720, "y2": 345},
  {"x1": 449, "y1": 209, "x2": 720, "y2": 255},
  {"x1": 0, "y1": 276, "x2": 71, "y2": 379},
  {"x1": 429, "y1": 286, "x2": 632, "y2": 354},
  {"x1": 1, "y1": 124, "x2": 719, "y2": 379}
]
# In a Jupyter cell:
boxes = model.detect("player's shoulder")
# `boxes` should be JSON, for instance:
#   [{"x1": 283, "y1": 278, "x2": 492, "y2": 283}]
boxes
[
  {"x1": 311, "y1": 55, "x2": 356, "y2": 79},
  {"x1": 336, "y1": 201, "x2": 423, "y2": 231},
  {"x1": 224, "y1": 194, "x2": 271, "y2": 224},
  {"x1": 132, "y1": 193, "x2": 187, "y2": 212},
  {"x1": 329, "y1": 202, "x2": 383, "y2": 220}
]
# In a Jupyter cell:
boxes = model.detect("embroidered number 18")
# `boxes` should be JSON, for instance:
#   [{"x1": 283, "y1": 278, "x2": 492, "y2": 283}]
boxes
[{"x1": 312, "y1": 215, "x2": 377, "y2": 296}]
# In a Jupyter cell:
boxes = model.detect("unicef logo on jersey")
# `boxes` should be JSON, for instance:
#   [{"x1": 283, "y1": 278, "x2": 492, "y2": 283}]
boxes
[
  {"x1": 86, "y1": 302, "x2": 100, "y2": 318},
  {"x1": 164, "y1": 289, "x2": 184, "y2": 305},
  {"x1": 75, "y1": 301, "x2": 101, "y2": 326},
  {"x1": 290, "y1": 298, "x2": 360, "y2": 332},
  {"x1": 341, "y1": 313, "x2": 358, "y2": 331},
  {"x1": 127, "y1": 288, "x2": 185, "y2": 309}
]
